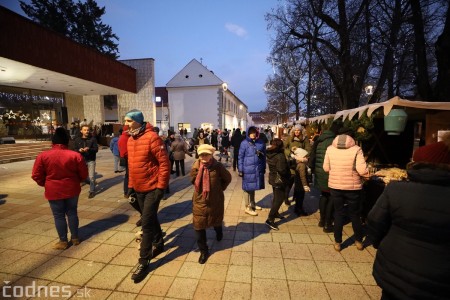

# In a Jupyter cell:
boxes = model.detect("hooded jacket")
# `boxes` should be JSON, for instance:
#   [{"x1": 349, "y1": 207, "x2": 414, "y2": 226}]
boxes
[
  {"x1": 127, "y1": 123, "x2": 170, "y2": 192},
  {"x1": 367, "y1": 162, "x2": 450, "y2": 299},
  {"x1": 312, "y1": 130, "x2": 336, "y2": 191},
  {"x1": 238, "y1": 127, "x2": 266, "y2": 191},
  {"x1": 266, "y1": 146, "x2": 290, "y2": 188},
  {"x1": 323, "y1": 134, "x2": 368, "y2": 190}
]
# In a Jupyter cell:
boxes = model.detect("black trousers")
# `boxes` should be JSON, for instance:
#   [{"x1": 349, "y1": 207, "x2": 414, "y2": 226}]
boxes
[
  {"x1": 331, "y1": 189, "x2": 364, "y2": 243},
  {"x1": 174, "y1": 159, "x2": 185, "y2": 176},
  {"x1": 195, "y1": 226, "x2": 222, "y2": 252},
  {"x1": 136, "y1": 189, "x2": 164, "y2": 263},
  {"x1": 268, "y1": 186, "x2": 285, "y2": 221},
  {"x1": 319, "y1": 191, "x2": 334, "y2": 225}
]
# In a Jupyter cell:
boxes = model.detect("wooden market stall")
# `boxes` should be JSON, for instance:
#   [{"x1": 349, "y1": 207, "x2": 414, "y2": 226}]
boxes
[{"x1": 308, "y1": 97, "x2": 450, "y2": 218}]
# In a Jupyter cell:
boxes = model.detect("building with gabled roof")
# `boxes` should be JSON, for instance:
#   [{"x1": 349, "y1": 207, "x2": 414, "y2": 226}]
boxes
[{"x1": 166, "y1": 59, "x2": 248, "y2": 134}]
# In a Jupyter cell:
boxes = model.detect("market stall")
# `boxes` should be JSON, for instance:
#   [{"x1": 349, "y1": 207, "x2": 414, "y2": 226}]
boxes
[{"x1": 308, "y1": 97, "x2": 450, "y2": 217}]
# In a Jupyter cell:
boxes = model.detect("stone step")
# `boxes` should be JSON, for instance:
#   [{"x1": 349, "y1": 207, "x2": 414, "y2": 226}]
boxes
[{"x1": 0, "y1": 142, "x2": 52, "y2": 164}]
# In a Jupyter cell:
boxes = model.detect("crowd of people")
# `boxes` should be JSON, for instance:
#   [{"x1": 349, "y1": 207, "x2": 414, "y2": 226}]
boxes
[{"x1": 30, "y1": 110, "x2": 450, "y2": 297}]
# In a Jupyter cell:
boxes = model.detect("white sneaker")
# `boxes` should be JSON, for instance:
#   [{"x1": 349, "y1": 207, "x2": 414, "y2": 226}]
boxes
[
  {"x1": 255, "y1": 205, "x2": 262, "y2": 210},
  {"x1": 245, "y1": 207, "x2": 258, "y2": 216}
]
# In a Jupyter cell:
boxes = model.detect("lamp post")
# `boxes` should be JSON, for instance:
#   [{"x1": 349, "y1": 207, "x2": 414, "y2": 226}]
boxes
[{"x1": 155, "y1": 96, "x2": 162, "y2": 133}]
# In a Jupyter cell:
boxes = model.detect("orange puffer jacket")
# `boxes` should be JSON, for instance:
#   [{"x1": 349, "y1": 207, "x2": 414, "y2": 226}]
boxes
[
  {"x1": 323, "y1": 134, "x2": 368, "y2": 190},
  {"x1": 127, "y1": 123, "x2": 170, "y2": 192}
]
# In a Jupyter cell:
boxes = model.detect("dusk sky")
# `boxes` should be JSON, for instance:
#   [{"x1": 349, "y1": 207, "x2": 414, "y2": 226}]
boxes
[{"x1": 2, "y1": 0, "x2": 278, "y2": 112}]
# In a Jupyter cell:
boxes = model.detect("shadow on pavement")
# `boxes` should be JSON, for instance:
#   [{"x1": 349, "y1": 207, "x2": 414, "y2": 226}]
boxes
[{"x1": 80, "y1": 213, "x2": 129, "y2": 240}]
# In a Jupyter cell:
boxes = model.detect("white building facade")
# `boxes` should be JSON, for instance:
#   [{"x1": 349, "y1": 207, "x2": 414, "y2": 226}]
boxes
[{"x1": 166, "y1": 59, "x2": 248, "y2": 135}]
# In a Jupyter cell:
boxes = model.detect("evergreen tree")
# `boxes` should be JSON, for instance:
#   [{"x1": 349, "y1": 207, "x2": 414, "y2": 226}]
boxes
[{"x1": 20, "y1": 0, "x2": 119, "y2": 58}]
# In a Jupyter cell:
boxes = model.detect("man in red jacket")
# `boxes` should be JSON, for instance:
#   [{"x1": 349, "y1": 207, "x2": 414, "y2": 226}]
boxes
[
  {"x1": 124, "y1": 109, "x2": 170, "y2": 283},
  {"x1": 32, "y1": 127, "x2": 88, "y2": 250}
]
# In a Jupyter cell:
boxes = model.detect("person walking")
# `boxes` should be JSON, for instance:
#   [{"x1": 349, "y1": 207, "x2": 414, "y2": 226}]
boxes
[
  {"x1": 367, "y1": 133, "x2": 450, "y2": 299},
  {"x1": 231, "y1": 128, "x2": 245, "y2": 171},
  {"x1": 73, "y1": 124, "x2": 98, "y2": 199},
  {"x1": 219, "y1": 129, "x2": 231, "y2": 162},
  {"x1": 171, "y1": 133, "x2": 188, "y2": 176},
  {"x1": 190, "y1": 144, "x2": 232, "y2": 264},
  {"x1": 309, "y1": 122, "x2": 339, "y2": 232},
  {"x1": 323, "y1": 128, "x2": 368, "y2": 251},
  {"x1": 124, "y1": 109, "x2": 170, "y2": 283},
  {"x1": 110, "y1": 129, "x2": 125, "y2": 173},
  {"x1": 283, "y1": 124, "x2": 311, "y2": 206},
  {"x1": 238, "y1": 126, "x2": 266, "y2": 216},
  {"x1": 32, "y1": 127, "x2": 88, "y2": 250},
  {"x1": 165, "y1": 131, "x2": 176, "y2": 174},
  {"x1": 265, "y1": 138, "x2": 290, "y2": 230}
]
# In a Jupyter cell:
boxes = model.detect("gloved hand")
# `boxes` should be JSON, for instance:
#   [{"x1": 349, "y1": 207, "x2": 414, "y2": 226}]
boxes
[
  {"x1": 238, "y1": 172, "x2": 243, "y2": 177},
  {"x1": 127, "y1": 188, "x2": 136, "y2": 198},
  {"x1": 155, "y1": 188, "x2": 165, "y2": 200},
  {"x1": 303, "y1": 185, "x2": 311, "y2": 192}
]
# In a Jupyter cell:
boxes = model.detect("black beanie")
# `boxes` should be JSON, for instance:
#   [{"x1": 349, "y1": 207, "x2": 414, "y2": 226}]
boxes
[{"x1": 52, "y1": 127, "x2": 69, "y2": 145}]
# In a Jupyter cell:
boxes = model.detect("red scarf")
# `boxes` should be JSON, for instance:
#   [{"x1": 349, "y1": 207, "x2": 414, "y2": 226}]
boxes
[{"x1": 194, "y1": 159, "x2": 213, "y2": 200}]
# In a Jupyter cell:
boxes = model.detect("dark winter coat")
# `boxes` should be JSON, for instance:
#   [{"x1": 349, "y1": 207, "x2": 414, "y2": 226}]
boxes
[
  {"x1": 190, "y1": 159, "x2": 232, "y2": 230},
  {"x1": 311, "y1": 130, "x2": 336, "y2": 191},
  {"x1": 266, "y1": 148, "x2": 290, "y2": 189},
  {"x1": 367, "y1": 162, "x2": 450, "y2": 300},
  {"x1": 220, "y1": 132, "x2": 231, "y2": 148},
  {"x1": 72, "y1": 135, "x2": 98, "y2": 162},
  {"x1": 231, "y1": 129, "x2": 245, "y2": 155},
  {"x1": 238, "y1": 135, "x2": 266, "y2": 191}
]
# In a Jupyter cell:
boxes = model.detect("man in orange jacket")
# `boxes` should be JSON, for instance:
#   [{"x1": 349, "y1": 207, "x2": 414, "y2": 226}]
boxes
[{"x1": 124, "y1": 109, "x2": 170, "y2": 283}]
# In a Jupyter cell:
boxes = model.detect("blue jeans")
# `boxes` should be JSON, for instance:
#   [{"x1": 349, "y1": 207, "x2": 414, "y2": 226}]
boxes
[
  {"x1": 331, "y1": 189, "x2": 364, "y2": 243},
  {"x1": 87, "y1": 160, "x2": 96, "y2": 192},
  {"x1": 48, "y1": 196, "x2": 79, "y2": 242}
]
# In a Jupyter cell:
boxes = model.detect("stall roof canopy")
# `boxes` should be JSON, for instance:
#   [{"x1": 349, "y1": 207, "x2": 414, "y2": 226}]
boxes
[
  {"x1": 307, "y1": 97, "x2": 450, "y2": 124},
  {"x1": 329, "y1": 96, "x2": 450, "y2": 121}
]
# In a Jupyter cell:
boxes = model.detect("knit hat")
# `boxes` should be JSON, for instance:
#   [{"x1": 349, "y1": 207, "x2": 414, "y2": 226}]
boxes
[
  {"x1": 293, "y1": 124, "x2": 302, "y2": 131},
  {"x1": 248, "y1": 126, "x2": 258, "y2": 135},
  {"x1": 197, "y1": 144, "x2": 216, "y2": 156},
  {"x1": 291, "y1": 147, "x2": 308, "y2": 161},
  {"x1": 52, "y1": 127, "x2": 69, "y2": 145},
  {"x1": 125, "y1": 109, "x2": 144, "y2": 124},
  {"x1": 413, "y1": 140, "x2": 450, "y2": 164}
]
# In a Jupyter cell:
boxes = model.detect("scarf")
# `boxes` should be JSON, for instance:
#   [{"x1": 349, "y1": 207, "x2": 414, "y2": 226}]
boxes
[
  {"x1": 194, "y1": 159, "x2": 213, "y2": 200},
  {"x1": 128, "y1": 123, "x2": 147, "y2": 137}
]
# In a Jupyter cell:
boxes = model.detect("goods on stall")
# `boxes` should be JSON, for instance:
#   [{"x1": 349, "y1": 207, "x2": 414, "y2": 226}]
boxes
[{"x1": 374, "y1": 167, "x2": 408, "y2": 184}]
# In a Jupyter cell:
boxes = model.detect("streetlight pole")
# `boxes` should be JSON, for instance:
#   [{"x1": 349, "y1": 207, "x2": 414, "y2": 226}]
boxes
[{"x1": 156, "y1": 96, "x2": 162, "y2": 133}]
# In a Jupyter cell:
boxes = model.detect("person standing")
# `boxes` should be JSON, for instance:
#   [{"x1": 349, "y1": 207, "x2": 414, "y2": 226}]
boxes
[
  {"x1": 190, "y1": 144, "x2": 232, "y2": 264},
  {"x1": 211, "y1": 129, "x2": 218, "y2": 149},
  {"x1": 164, "y1": 130, "x2": 176, "y2": 174},
  {"x1": 323, "y1": 128, "x2": 368, "y2": 251},
  {"x1": 265, "y1": 138, "x2": 290, "y2": 230},
  {"x1": 171, "y1": 133, "x2": 188, "y2": 176},
  {"x1": 367, "y1": 134, "x2": 450, "y2": 299},
  {"x1": 290, "y1": 147, "x2": 311, "y2": 216},
  {"x1": 118, "y1": 125, "x2": 130, "y2": 198},
  {"x1": 194, "y1": 131, "x2": 210, "y2": 158},
  {"x1": 283, "y1": 124, "x2": 311, "y2": 206},
  {"x1": 32, "y1": 127, "x2": 88, "y2": 249},
  {"x1": 124, "y1": 109, "x2": 170, "y2": 283},
  {"x1": 238, "y1": 126, "x2": 266, "y2": 216},
  {"x1": 219, "y1": 129, "x2": 230, "y2": 162},
  {"x1": 231, "y1": 128, "x2": 245, "y2": 171},
  {"x1": 309, "y1": 122, "x2": 339, "y2": 233},
  {"x1": 73, "y1": 125, "x2": 98, "y2": 199},
  {"x1": 110, "y1": 129, "x2": 125, "y2": 173}
]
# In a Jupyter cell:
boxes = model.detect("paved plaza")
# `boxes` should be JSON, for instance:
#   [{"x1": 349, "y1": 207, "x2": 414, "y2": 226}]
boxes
[{"x1": 0, "y1": 148, "x2": 381, "y2": 299}]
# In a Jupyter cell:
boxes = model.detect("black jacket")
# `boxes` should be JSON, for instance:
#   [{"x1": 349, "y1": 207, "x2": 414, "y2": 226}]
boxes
[
  {"x1": 72, "y1": 136, "x2": 98, "y2": 162},
  {"x1": 367, "y1": 162, "x2": 450, "y2": 300},
  {"x1": 266, "y1": 148, "x2": 290, "y2": 188}
]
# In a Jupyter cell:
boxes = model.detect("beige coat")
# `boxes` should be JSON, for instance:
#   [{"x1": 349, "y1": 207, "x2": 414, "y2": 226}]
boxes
[
  {"x1": 323, "y1": 134, "x2": 368, "y2": 190},
  {"x1": 190, "y1": 159, "x2": 232, "y2": 230}
]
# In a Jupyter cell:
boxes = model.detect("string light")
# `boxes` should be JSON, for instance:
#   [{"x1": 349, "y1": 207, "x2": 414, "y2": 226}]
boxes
[{"x1": 0, "y1": 92, "x2": 63, "y2": 103}]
